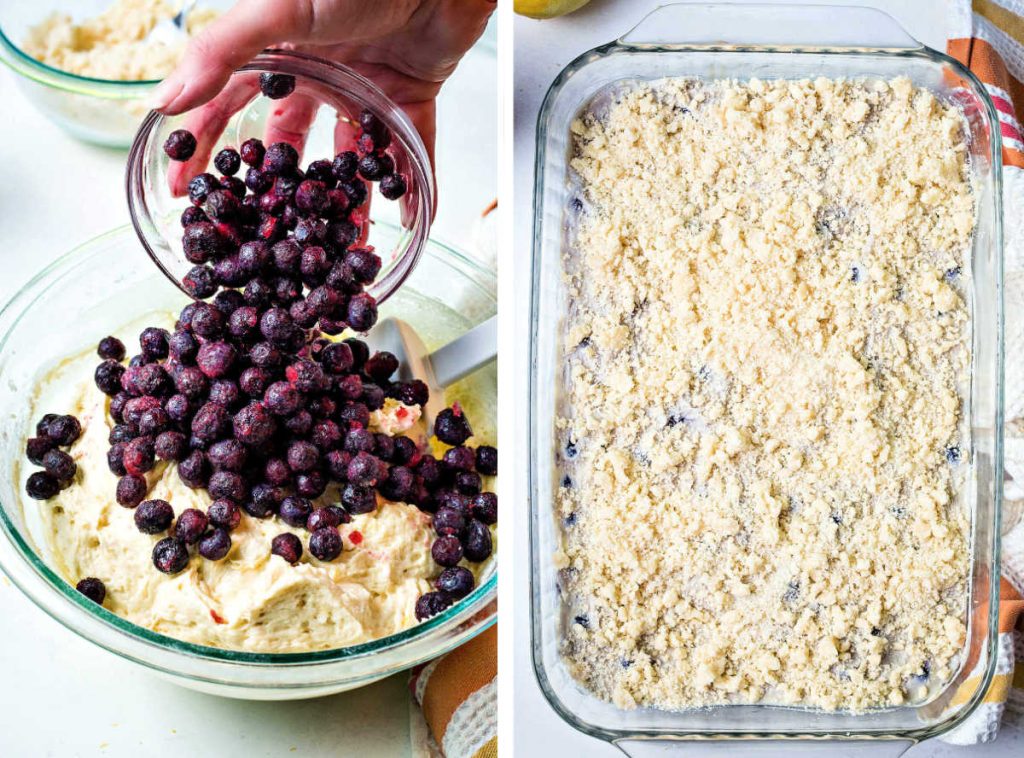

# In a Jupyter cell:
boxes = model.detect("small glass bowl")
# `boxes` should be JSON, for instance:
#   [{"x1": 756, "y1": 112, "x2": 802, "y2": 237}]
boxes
[
  {"x1": 0, "y1": 222, "x2": 495, "y2": 699},
  {"x1": 126, "y1": 49, "x2": 434, "y2": 307},
  {"x1": 0, "y1": 0, "x2": 232, "y2": 148}
]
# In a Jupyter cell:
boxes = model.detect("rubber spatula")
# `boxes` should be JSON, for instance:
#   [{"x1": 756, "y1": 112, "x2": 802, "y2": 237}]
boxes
[{"x1": 364, "y1": 315, "x2": 497, "y2": 431}]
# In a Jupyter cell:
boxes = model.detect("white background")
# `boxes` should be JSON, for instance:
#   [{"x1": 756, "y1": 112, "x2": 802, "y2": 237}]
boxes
[
  {"x1": 0, "y1": 16, "x2": 496, "y2": 758},
  {"x1": 511, "y1": 1, "x2": 1024, "y2": 756}
]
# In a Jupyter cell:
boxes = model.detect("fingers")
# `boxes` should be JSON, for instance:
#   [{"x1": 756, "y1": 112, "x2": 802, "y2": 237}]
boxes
[
  {"x1": 167, "y1": 74, "x2": 261, "y2": 197},
  {"x1": 401, "y1": 99, "x2": 437, "y2": 224},
  {"x1": 264, "y1": 92, "x2": 321, "y2": 156},
  {"x1": 150, "y1": 0, "x2": 313, "y2": 115}
]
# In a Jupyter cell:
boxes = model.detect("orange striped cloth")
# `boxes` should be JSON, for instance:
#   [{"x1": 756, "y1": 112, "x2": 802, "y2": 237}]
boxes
[
  {"x1": 410, "y1": 622, "x2": 497, "y2": 757},
  {"x1": 942, "y1": 0, "x2": 1024, "y2": 744}
]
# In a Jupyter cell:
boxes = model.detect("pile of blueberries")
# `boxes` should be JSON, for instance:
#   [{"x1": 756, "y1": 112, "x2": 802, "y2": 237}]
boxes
[{"x1": 25, "y1": 80, "x2": 498, "y2": 620}]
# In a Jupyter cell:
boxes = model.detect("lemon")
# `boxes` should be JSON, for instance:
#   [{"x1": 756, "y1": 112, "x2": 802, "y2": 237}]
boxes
[{"x1": 514, "y1": 0, "x2": 592, "y2": 20}]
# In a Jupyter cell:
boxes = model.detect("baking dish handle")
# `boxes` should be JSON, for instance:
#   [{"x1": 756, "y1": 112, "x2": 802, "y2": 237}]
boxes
[
  {"x1": 615, "y1": 738, "x2": 914, "y2": 757},
  {"x1": 619, "y1": 3, "x2": 920, "y2": 50}
]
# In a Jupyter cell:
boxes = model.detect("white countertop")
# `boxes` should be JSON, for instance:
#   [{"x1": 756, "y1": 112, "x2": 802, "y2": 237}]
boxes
[
  {"x1": 510, "y1": 1, "x2": 1023, "y2": 756},
  {"x1": 0, "y1": 18, "x2": 495, "y2": 757}
]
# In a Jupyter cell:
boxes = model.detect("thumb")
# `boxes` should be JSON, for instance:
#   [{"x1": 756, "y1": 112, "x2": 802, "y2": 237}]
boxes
[{"x1": 149, "y1": 0, "x2": 314, "y2": 115}]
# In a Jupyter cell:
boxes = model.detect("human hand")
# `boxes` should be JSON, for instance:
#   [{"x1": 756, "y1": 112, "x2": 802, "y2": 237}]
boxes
[{"x1": 153, "y1": 0, "x2": 495, "y2": 194}]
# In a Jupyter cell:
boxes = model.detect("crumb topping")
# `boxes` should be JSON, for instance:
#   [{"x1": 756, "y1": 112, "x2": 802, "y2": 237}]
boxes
[{"x1": 558, "y1": 77, "x2": 974, "y2": 711}]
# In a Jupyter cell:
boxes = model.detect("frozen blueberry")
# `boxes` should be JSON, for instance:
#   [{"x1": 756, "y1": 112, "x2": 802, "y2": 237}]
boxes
[
  {"x1": 25, "y1": 471, "x2": 60, "y2": 500},
  {"x1": 374, "y1": 433, "x2": 395, "y2": 462},
  {"x1": 198, "y1": 528, "x2": 232, "y2": 561},
  {"x1": 135, "y1": 499, "x2": 174, "y2": 534},
  {"x1": 346, "y1": 452, "x2": 382, "y2": 487},
  {"x1": 475, "y1": 446, "x2": 497, "y2": 476},
  {"x1": 42, "y1": 448, "x2": 77, "y2": 484},
  {"x1": 379, "y1": 173, "x2": 407, "y2": 200},
  {"x1": 263, "y1": 142, "x2": 299, "y2": 176},
  {"x1": 175, "y1": 508, "x2": 209, "y2": 544},
  {"x1": 319, "y1": 342, "x2": 354, "y2": 375},
  {"x1": 434, "y1": 505, "x2": 466, "y2": 537},
  {"x1": 138, "y1": 406, "x2": 171, "y2": 436},
  {"x1": 443, "y1": 446, "x2": 476, "y2": 473},
  {"x1": 169, "y1": 330, "x2": 199, "y2": 363},
  {"x1": 208, "y1": 379, "x2": 241, "y2": 409},
  {"x1": 341, "y1": 483, "x2": 377, "y2": 515},
  {"x1": 284, "y1": 409, "x2": 314, "y2": 436},
  {"x1": 177, "y1": 450, "x2": 209, "y2": 488},
  {"x1": 454, "y1": 471, "x2": 482, "y2": 495},
  {"x1": 364, "y1": 351, "x2": 398, "y2": 383},
  {"x1": 196, "y1": 341, "x2": 237, "y2": 378},
  {"x1": 139, "y1": 327, "x2": 169, "y2": 360},
  {"x1": 76, "y1": 577, "x2": 106, "y2": 605},
  {"x1": 123, "y1": 435, "x2": 156, "y2": 476},
  {"x1": 435, "y1": 566, "x2": 474, "y2": 599},
  {"x1": 264, "y1": 381, "x2": 301, "y2": 416},
  {"x1": 332, "y1": 151, "x2": 359, "y2": 182},
  {"x1": 214, "y1": 147, "x2": 242, "y2": 176},
  {"x1": 341, "y1": 178, "x2": 368, "y2": 208},
  {"x1": 279, "y1": 496, "x2": 313, "y2": 528},
  {"x1": 240, "y1": 137, "x2": 266, "y2": 167},
  {"x1": 25, "y1": 436, "x2": 55, "y2": 465},
  {"x1": 472, "y1": 492, "x2": 497, "y2": 525},
  {"x1": 260, "y1": 73, "x2": 296, "y2": 99},
  {"x1": 390, "y1": 380, "x2": 429, "y2": 408},
  {"x1": 182, "y1": 221, "x2": 223, "y2": 264},
  {"x1": 286, "y1": 359, "x2": 326, "y2": 393},
  {"x1": 343, "y1": 428, "x2": 375, "y2": 457},
  {"x1": 415, "y1": 591, "x2": 453, "y2": 621},
  {"x1": 98, "y1": 336, "x2": 126, "y2": 361},
  {"x1": 345, "y1": 248, "x2": 382, "y2": 284},
  {"x1": 295, "y1": 470, "x2": 327, "y2": 499},
  {"x1": 152, "y1": 537, "x2": 190, "y2": 574},
  {"x1": 191, "y1": 402, "x2": 231, "y2": 444},
  {"x1": 208, "y1": 470, "x2": 247, "y2": 502},
  {"x1": 307, "y1": 506, "x2": 343, "y2": 531},
  {"x1": 188, "y1": 172, "x2": 220, "y2": 205},
  {"x1": 164, "y1": 129, "x2": 197, "y2": 161},
  {"x1": 183, "y1": 265, "x2": 217, "y2": 299},
  {"x1": 431, "y1": 535, "x2": 463, "y2": 567},
  {"x1": 107, "y1": 443, "x2": 127, "y2": 476},
  {"x1": 154, "y1": 431, "x2": 186, "y2": 462},
  {"x1": 357, "y1": 152, "x2": 393, "y2": 181},
  {"x1": 325, "y1": 449, "x2": 352, "y2": 481},
  {"x1": 181, "y1": 206, "x2": 209, "y2": 227},
  {"x1": 380, "y1": 465, "x2": 415, "y2": 502},
  {"x1": 95, "y1": 360, "x2": 126, "y2": 396},
  {"x1": 271, "y1": 533, "x2": 303, "y2": 564},
  {"x1": 434, "y1": 407, "x2": 472, "y2": 446},
  {"x1": 47, "y1": 415, "x2": 82, "y2": 447},
  {"x1": 207, "y1": 438, "x2": 247, "y2": 472},
  {"x1": 463, "y1": 520, "x2": 492, "y2": 562},
  {"x1": 208, "y1": 499, "x2": 241, "y2": 530},
  {"x1": 287, "y1": 441, "x2": 320, "y2": 473},
  {"x1": 396, "y1": 438, "x2": 423, "y2": 467},
  {"x1": 295, "y1": 180, "x2": 329, "y2": 214},
  {"x1": 309, "y1": 526, "x2": 343, "y2": 561}
]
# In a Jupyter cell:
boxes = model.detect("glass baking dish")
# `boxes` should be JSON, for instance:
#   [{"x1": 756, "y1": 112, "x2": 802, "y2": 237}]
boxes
[{"x1": 528, "y1": 4, "x2": 1004, "y2": 754}]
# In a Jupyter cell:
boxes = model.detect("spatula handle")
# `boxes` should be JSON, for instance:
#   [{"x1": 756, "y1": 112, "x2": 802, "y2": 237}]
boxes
[{"x1": 429, "y1": 315, "x2": 497, "y2": 388}]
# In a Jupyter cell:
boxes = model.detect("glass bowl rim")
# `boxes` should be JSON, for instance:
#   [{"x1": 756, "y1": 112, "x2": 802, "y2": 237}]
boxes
[{"x1": 0, "y1": 222, "x2": 497, "y2": 667}]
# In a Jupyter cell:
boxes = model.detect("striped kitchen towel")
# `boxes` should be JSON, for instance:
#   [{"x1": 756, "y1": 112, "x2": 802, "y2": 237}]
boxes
[
  {"x1": 943, "y1": 0, "x2": 1024, "y2": 745},
  {"x1": 410, "y1": 623, "x2": 497, "y2": 757}
]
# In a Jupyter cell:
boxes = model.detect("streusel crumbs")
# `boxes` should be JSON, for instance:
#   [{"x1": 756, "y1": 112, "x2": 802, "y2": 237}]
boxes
[{"x1": 557, "y1": 77, "x2": 974, "y2": 712}]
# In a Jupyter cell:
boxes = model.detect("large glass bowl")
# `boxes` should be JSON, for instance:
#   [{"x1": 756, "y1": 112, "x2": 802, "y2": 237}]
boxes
[
  {"x1": 0, "y1": 222, "x2": 496, "y2": 700},
  {"x1": 0, "y1": 0, "x2": 233, "y2": 148}
]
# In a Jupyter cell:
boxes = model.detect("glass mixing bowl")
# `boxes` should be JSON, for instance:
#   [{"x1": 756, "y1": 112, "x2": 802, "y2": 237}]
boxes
[
  {"x1": 0, "y1": 222, "x2": 496, "y2": 700},
  {"x1": 125, "y1": 48, "x2": 434, "y2": 308},
  {"x1": 0, "y1": 0, "x2": 232, "y2": 148}
]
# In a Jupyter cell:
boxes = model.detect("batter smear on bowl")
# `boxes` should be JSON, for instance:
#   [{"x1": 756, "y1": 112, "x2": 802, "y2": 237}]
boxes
[{"x1": 557, "y1": 77, "x2": 975, "y2": 711}]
